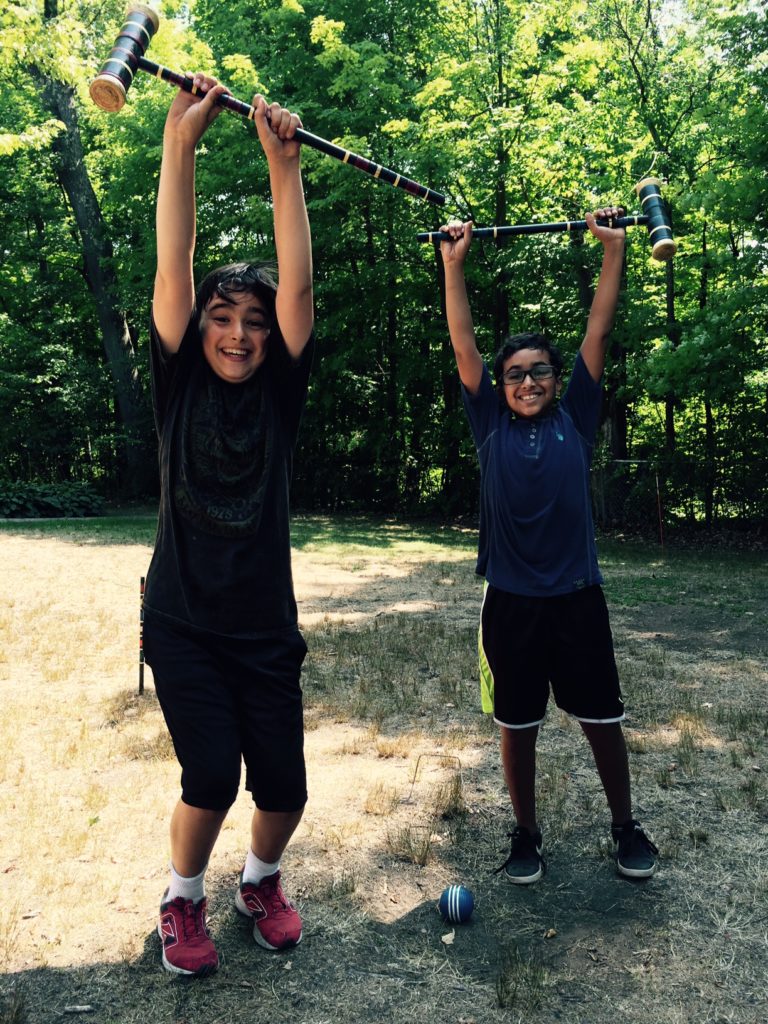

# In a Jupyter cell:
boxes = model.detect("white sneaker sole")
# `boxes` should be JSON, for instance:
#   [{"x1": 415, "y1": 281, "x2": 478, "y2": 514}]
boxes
[
  {"x1": 617, "y1": 861, "x2": 656, "y2": 879},
  {"x1": 503, "y1": 863, "x2": 544, "y2": 884}
]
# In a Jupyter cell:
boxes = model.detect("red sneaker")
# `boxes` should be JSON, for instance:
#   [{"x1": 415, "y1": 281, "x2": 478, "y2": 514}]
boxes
[
  {"x1": 157, "y1": 892, "x2": 219, "y2": 976},
  {"x1": 235, "y1": 871, "x2": 303, "y2": 950}
]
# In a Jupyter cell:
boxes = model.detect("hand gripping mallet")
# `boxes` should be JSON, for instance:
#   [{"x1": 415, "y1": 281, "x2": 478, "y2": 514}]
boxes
[
  {"x1": 416, "y1": 178, "x2": 677, "y2": 260},
  {"x1": 89, "y1": 5, "x2": 445, "y2": 206}
]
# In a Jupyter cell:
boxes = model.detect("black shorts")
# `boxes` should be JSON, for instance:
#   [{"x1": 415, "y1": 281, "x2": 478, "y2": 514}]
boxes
[
  {"x1": 143, "y1": 613, "x2": 308, "y2": 813},
  {"x1": 479, "y1": 584, "x2": 624, "y2": 728}
]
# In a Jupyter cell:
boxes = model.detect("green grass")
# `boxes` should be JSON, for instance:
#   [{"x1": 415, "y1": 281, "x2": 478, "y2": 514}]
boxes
[
  {"x1": 599, "y1": 538, "x2": 768, "y2": 616},
  {"x1": 0, "y1": 511, "x2": 159, "y2": 545},
  {"x1": 291, "y1": 513, "x2": 479, "y2": 554},
  {"x1": 0, "y1": 509, "x2": 478, "y2": 554}
]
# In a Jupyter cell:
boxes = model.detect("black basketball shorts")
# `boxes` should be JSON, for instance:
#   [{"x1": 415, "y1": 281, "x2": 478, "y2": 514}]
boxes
[{"x1": 479, "y1": 584, "x2": 624, "y2": 728}]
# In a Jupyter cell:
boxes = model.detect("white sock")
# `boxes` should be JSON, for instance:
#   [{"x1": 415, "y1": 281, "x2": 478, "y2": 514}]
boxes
[
  {"x1": 167, "y1": 863, "x2": 206, "y2": 903},
  {"x1": 243, "y1": 848, "x2": 280, "y2": 885}
]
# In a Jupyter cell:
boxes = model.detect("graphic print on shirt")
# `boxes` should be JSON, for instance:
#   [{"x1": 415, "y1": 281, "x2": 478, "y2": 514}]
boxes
[{"x1": 175, "y1": 369, "x2": 275, "y2": 538}]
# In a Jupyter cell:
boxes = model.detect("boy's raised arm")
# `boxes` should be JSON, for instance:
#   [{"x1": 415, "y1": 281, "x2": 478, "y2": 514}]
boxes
[
  {"x1": 440, "y1": 221, "x2": 485, "y2": 396},
  {"x1": 580, "y1": 206, "x2": 627, "y2": 382},
  {"x1": 252, "y1": 97, "x2": 313, "y2": 360},
  {"x1": 153, "y1": 75, "x2": 227, "y2": 355}
]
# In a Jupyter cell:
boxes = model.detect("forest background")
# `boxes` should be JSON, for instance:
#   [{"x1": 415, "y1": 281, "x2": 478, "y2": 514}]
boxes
[{"x1": 1, "y1": 0, "x2": 766, "y2": 531}]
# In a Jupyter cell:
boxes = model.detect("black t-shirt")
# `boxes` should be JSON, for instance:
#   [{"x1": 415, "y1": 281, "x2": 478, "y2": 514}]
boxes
[{"x1": 144, "y1": 312, "x2": 314, "y2": 637}]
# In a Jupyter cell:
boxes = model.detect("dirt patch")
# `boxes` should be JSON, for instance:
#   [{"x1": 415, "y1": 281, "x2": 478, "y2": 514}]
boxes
[{"x1": 1, "y1": 527, "x2": 766, "y2": 1024}]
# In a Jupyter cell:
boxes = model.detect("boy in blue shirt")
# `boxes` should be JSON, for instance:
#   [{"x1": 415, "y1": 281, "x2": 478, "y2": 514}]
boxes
[{"x1": 440, "y1": 212, "x2": 656, "y2": 883}]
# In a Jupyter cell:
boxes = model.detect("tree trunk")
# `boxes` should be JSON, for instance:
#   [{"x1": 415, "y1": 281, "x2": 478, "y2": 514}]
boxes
[
  {"x1": 664, "y1": 255, "x2": 679, "y2": 453},
  {"x1": 384, "y1": 211, "x2": 401, "y2": 504},
  {"x1": 700, "y1": 223, "x2": 715, "y2": 528},
  {"x1": 604, "y1": 344, "x2": 629, "y2": 460},
  {"x1": 704, "y1": 398, "x2": 715, "y2": 528},
  {"x1": 32, "y1": 69, "x2": 153, "y2": 497}
]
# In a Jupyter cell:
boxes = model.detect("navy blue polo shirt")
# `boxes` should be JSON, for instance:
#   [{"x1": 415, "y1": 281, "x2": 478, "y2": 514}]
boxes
[{"x1": 462, "y1": 352, "x2": 603, "y2": 596}]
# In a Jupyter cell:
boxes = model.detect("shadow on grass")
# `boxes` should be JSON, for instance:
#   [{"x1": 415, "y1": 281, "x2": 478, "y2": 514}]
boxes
[{"x1": 1, "y1": 840, "x2": 668, "y2": 1024}]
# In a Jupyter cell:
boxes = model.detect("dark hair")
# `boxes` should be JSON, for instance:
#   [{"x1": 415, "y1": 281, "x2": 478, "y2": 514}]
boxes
[
  {"x1": 492, "y1": 332, "x2": 564, "y2": 395},
  {"x1": 195, "y1": 262, "x2": 278, "y2": 321}
]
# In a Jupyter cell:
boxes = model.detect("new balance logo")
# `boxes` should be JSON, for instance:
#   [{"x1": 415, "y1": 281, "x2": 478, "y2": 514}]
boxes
[{"x1": 241, "y1": 894, "x2": 267, "y2": 920}]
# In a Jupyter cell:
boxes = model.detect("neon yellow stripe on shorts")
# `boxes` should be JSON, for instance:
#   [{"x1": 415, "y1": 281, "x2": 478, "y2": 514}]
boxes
[{"x1": 478, "y1": 581, "x2": 494, "y2": 714}]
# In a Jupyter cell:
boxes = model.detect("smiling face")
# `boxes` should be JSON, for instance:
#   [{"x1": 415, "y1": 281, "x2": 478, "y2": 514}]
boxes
[
  {"x1": 500, "y1": 348, "x2": 561, "y2": 419},
  {"x1": 199, "y1": 291, "x2": 272, "y2": 383}
]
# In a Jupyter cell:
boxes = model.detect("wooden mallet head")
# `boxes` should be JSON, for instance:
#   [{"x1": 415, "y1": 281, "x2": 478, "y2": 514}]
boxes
[{"x1": 89, "y1": 4, "x2": 160, "y2": 113}]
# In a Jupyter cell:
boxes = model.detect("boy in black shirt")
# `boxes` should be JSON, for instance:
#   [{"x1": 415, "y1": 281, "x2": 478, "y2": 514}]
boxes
[{"x1": 143, "y1": 72, "x2": 314, "y2": 976}]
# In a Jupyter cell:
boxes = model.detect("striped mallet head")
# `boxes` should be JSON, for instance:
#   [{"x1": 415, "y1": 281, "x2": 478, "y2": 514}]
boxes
[
  {"x1": 89, "y1": 5, "x2": 159, "y2": 113},
  {"x1": 634, "y1": 177, "x2": 677, "y2": 261}
]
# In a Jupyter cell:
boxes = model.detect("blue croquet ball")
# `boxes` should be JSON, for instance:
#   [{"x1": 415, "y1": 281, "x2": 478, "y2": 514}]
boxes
[{"x1": 438, "y1": 884, "x2": 474, "y2": 923}]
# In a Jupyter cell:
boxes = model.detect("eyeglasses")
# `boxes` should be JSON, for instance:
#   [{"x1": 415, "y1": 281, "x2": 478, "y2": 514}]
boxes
[{"x1": 501, "y1": 364, "x2": 556, "y2": 386}]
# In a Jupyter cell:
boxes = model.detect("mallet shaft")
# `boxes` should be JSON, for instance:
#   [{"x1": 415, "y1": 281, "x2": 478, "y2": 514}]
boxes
[
  {"x1": 135, "y1": 58, "x2": 445, "y2": 204},
  {"x1": 418, "y1": 186, "x2": 677, "y2": 261},
  {"x1": 417, "y1": 215, "x2": 649, "y2": 243}
]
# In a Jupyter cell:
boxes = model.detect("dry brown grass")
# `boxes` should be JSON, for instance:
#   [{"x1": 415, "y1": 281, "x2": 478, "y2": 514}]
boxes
[{"x1": 1, "y1": 518, "x2": 767, "y2": 1024}]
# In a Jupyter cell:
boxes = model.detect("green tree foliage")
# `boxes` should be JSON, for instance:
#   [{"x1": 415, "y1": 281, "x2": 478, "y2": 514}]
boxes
[
  {"x1": 0, "y1": 0, "x2": 155, "y2": 493},
  {"x1": 589, "y1": 0, "x2": 768, "y2": 524},
  {"x1": 0, "y1": 0, "x2": 765, "y2": 525}
]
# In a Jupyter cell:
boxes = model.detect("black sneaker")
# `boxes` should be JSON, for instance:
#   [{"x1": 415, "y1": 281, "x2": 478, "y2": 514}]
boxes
[
  {"x1": 495, "y1": 826, "x2": 545, "y2": 884},
  {"x1": 611, "y1": 820, "x2": 658, "y2": 878}
]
